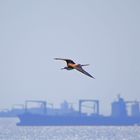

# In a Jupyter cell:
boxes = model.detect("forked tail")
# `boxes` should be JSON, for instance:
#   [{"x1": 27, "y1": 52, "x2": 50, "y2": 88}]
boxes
[{"x1": 81, "y1": 64, "x2": 90, "y2": 67}]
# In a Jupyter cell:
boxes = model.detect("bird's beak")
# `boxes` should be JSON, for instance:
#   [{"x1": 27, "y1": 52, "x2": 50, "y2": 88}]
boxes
[{"x1": 61, "y1": 68, "x2": 65, "y2": 70}]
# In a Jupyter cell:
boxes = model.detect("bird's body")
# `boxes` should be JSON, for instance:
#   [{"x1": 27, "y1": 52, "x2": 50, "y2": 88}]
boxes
[{"x1": 54, "y1": 58, "x2": 95, "y2": 79}]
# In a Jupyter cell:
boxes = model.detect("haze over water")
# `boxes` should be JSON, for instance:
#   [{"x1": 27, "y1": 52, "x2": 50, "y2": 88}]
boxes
[{"x1": 0, "y1": 0, "x2": 140, "y2": 116}]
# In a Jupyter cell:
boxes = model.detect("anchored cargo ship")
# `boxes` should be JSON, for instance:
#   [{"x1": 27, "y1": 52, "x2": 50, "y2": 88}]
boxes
[
  {"x1": 17, "y1": 96, "x2": 140, "y2": 126},
  {"x1": 17, "y1": 113, "x2": 140, "y2": 126}
]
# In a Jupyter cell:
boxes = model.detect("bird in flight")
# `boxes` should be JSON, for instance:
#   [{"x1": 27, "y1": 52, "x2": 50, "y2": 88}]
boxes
[{"x1": 54, "y1": 58, "x2": 95, "y2": 79}]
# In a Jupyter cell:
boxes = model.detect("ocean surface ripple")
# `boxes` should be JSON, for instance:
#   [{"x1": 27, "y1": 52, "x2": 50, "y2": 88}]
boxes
[{"x1": 0, "y1": 118, "x2": 140, "y2": 140}]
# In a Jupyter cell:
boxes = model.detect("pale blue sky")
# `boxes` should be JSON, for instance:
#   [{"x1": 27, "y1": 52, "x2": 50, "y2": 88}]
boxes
[{"x1": 0, "y1": 0, "x2": 140, "y2": 115}]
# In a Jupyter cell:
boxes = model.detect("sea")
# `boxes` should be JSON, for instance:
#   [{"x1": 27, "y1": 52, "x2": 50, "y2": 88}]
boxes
[{"x1": 0, "y1": 118, "x2": 140, "y2": 140}]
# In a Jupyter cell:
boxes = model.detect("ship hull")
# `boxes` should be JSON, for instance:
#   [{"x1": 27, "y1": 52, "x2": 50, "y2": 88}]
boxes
[{"x1": 17, "y1": 113, "x2": 140, "y2": 126}]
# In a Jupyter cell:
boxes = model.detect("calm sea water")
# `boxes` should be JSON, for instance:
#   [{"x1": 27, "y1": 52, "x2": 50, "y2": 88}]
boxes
[{"x1": 0, "y1": 118, "x2": 140, "y2": 140}]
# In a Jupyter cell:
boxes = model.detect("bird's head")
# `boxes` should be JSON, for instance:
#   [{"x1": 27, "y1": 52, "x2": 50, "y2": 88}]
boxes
[
  {"x1": 61, "y1": 67, "x2": 71, "y2": 70},
  {"x1": 61, "y1": 67, "x2": 67, "y2": 70}
]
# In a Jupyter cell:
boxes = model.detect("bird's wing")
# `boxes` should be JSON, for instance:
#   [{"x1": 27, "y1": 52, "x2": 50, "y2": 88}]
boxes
[
  {"x1": 75, "y1": 65, "x2": 95, "y2": 79},
  {"x1": 54, "y1": 58, "x2": 75, "y2": 64}
]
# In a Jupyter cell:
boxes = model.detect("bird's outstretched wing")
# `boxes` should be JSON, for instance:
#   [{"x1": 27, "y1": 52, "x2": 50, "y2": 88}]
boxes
[
  {"x1": 54, "y1": 58, "x2": 75, "y2": 64},
  {"x1": 75, "y1": 65, "x2": 95, "y2": 79}
]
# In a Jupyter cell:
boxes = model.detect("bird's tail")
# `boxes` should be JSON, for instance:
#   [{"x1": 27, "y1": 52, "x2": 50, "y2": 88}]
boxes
[{"x1": 81, "y1": 64, "x2": 90, "y2": 67}]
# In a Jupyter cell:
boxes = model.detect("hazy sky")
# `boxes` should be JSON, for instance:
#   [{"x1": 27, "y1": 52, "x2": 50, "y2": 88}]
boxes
[{"x1": 0, "y1": 0, "x2": 140, "y2": 115}]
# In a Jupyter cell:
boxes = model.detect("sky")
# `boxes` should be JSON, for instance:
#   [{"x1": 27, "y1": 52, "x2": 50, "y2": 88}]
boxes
[{"x1": 0, "y1": 0, "x2": 140, "y2": 115}]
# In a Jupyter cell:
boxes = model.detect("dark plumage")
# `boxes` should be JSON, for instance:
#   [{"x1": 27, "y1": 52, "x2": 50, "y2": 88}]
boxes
[{"x1": 54, "y1": 58, "x2": 95, "y2": 79}]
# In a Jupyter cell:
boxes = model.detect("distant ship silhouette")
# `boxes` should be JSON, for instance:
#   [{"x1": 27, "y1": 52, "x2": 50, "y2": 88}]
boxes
[{"x1": 16, "y1": 96, "x2": 140, "y2": 126}]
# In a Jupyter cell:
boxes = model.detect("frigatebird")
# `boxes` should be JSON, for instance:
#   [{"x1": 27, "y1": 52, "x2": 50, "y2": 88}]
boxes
[{"x1": 54, "y1": 58, "x2": 95, "y2": 79}]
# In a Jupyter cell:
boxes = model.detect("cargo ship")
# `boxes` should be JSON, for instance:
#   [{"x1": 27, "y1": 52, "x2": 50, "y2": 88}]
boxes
[
  {"x1": 17, "y1": 96, "x2": 140, "y2": 126},
  {"x1": 17, "y1": 113, "x2": 140, "y2": 126}
]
